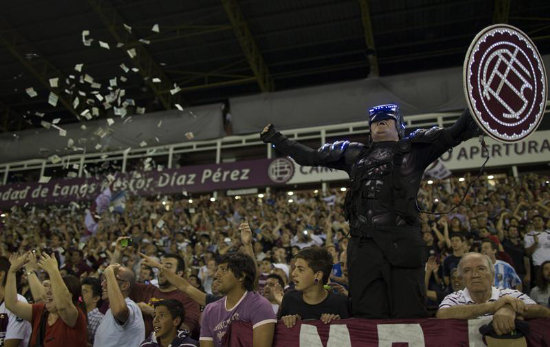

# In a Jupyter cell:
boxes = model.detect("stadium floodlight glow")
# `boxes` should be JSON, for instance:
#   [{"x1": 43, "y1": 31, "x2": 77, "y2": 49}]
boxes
[
  {"x1": 434, "y1": 198, "x2": 439, "y2": 203},
  {"x1": 340, "y1": 187, "x2": 347, "y2": 192},
  {"x1": 288, "y1": 199, "x2": 294, "y2": 203},
  {"x1": 488, "y1": 175, "x2": 494, "y2": 180},
  {"x1": 314, "y1": 190, "x2": 319, "y2": 194},
  {"x1": 162, "y1": 201, "x2": 167, "y2": 205},
  {"x1": 210, "y1": 197, "x2": 216, "y2": 202},
  {"x1": 235, "y1": 196, "x2": 240, "y2": 200},
  {"x1": 427, "y1": 180, "x2": 434, "y2": 185},
  {"x1": 188, "y1": 199, "x2": 193, "y2": 204},
  {"x1": 0, "y1": 213, "x2": 5, "y2": 218},
  {"x1": 287, "y1": 191, "x2": 294, "y2": 196},
  {"x1": 258, "y1": 193, "x2": 264, "y2": 198},
  {"x1": 458, "y1": 177, "x2": 465, "y2": 182}
]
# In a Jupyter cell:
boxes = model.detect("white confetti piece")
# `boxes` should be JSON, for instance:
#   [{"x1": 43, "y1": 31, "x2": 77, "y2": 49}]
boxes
[
  {"x1": 185, "y1": 132, "x2": 194, "y2": 140},
  {"x1": 68, "y1": 138, "x2": 74, "y2": 147},
  {"x1": 131, "y1": 67, "x2": 139, "y2": 72},
  {"x1": 107, "y1": 118, "x2": 115, "y2": 126},
  {"x1": 67, "y1": 172, "x2": 77, "y2": 178},
  {"x1": 91, "y1": 82, "x2": 101, "y2": 89},
  {"x1": 175, "y1": 104, "x2": 184, "y2": 111},
  {"x1": 123, "y1": 147, "x2": 131, "y2": 154},
  {"x1": 78, "y1": 91, "x2": 86, "y2": 97},
  {"x1": 120, "y1": 63, "x2": 129, "y2": 73},
  {"x1": 73, "y1": 97, "x2": 80, "y2": 108},
  {"x1": 48, "y1": 92, "x2": 59, "y2": 106},
  {"x1": 35, "y1": 112, "x2": 44, "y2": 118},
  {"x1": 52, "y1": 118, "x2": 61, "y2": 124},
  {"x1": 138, "y1": 39, "x2": 150, "y2": 45},
  {"x1": 95, "y1": 143, "x2": 102, "y2": 150},
  {"x1": 40, "y1": 121, "x2": 51, "y2": 129},
  {"x1": 49, "y1": 78, "x2": 59, "y2": 88},
  {"x1": 123, "y1": 23, "x2": 132, "y2": 33},
  {"x1": 74, "y1": 63, "x2": 83, "y2": 72},
  {"x1": 120, "y1": 76, "x2": 128, "y2": 82},
  {"x1": 80, "y1": 124, "x2": 87, "y2": 130},
  {"x1": 82, "y1": 30, "x2": 92, "y2": 46},
  {"x1": 157, "y1": 120, "x2": 162, "y2": 127},
  {"x1": 155, "y1": 136, "x2": 160, "y2": 143},
  {"x1": 156, "y1": 220, "x2": 165, "y2": 229},
  {"x1": 170, "y1": 85, "x2": 181, "y2": 95},
  {"x1": 136, "y1": 107, "x2": 145, "y2": 114},
  {"x1": 152, "y1": 77, "x2": 161, "y2": 83},
  {"x1": 26, "y1": 87, "x2": 37, "y2": 97},
  {"x1": 92, "y1": 107, "x2": 100, "y2": 116},
  {"x1": 59, "y1": 128, "x2": 67, "y2": 136},
  {"x1": 84, "y1": 74, "x2": 94, "y2": 83},
  {"x1": 127, "y1": 48, "x2": 136, "y2": 58},
  {"x1": 38, "y1": 176, "x2": 51, "y2": 183},
  {"x1": 152, "y1": 24, "x2": 160, "y2": 33},
  {"x1": 139, "y1": 141, "x2": 147, "y2": 147},
  {"x1": 49, "y1": 154, "x2": 61, "y2": 164},
  {"x1": 99, "y1": 41, "x2": 110, "y2": 49},
  {"x1": 109, "y1": 78, "x2": 117, "y2": 87},
  {"x1": 116, "y1": 42, "x2": 124, "y2": 48},
  {"x1": 95, "y1": 94, "x2": 104, "y2": 102}
]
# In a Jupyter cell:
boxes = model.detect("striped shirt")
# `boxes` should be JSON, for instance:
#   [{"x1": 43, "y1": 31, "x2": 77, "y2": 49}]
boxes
[
  {"x1": 493, "y1": 260, "x2": 521, "y2": 290},
  {"x1": 439, "y1": 287, "x2": 536, "y2": 316},
  {"x1": 87, "y1": 307, "x2": 104, "y2": 344}
]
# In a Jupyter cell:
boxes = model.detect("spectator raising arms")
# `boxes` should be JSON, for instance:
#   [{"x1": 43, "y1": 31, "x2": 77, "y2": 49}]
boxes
[
  {"x1": 0, "y1": 256, "x2": 32, "y2": 347},
  {"x1": 279, "y1": 247, "x2": 349, "y2": 328},
  {"x1": 5, "y1": 252, "x2": 87, "y2": 347},
  {"x1": 199, "y1": 253, "x2": 276, "y2": 347},
  {"x1": 93, "y1": 264, "x2": 145, "y2": 347}
]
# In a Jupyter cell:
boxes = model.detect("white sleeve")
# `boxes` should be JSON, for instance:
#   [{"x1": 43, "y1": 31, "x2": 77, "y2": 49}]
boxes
[
  {"x1": 6, "y1": 296, "x2": 32, "y2": 341},
  {"x1": 523, "y1": 234, "x2": 534, "y2": 249}
]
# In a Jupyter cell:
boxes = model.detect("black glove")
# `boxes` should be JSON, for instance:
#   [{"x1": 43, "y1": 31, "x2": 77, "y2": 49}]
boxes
[{"x1": 260, "y1": 124, "x2": 278, "y2": 143}]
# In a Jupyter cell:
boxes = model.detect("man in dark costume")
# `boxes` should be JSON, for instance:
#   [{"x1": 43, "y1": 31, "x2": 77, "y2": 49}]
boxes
[{"x1": 260, "y1": 104, "x2": 479, "y2": 318}]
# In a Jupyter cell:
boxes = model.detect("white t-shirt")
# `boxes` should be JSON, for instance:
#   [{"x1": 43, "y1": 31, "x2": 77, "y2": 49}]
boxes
[
  {"x1": 524, "y1": 230, "x2": 550, "y2": 266},
  {"x1": 0, "y1": 295, "x2": 32, "y2": 347},
  {"x1": 93, "y1": 297, "x2": 145, "y2": 347}
]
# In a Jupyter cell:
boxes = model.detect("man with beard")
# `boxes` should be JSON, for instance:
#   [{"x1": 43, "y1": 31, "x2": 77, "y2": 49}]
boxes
[{"x1": 130, "y1": 253, "x2": 201, "y2": 339}]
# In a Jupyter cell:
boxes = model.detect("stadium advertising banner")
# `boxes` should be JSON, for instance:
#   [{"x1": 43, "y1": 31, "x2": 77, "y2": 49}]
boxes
[
  {"x1": 228, "y1": 318, "x2": 550, "y2": 346},
  {"x1": 0, "y1": 158, "x2": 295, "y2": 208}
]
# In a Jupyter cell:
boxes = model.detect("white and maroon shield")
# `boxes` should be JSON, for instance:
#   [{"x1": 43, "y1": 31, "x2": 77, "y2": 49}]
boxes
[{"x1": 464, "y1": 24, "x2": 547, "y2": 142}]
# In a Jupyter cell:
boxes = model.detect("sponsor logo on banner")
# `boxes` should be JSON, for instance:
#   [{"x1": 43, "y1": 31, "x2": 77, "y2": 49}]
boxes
[{"x1": 464, "y1": 24, "x2": 547, "y2": 142}]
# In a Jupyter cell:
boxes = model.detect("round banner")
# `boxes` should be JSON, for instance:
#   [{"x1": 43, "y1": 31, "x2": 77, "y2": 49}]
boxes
[{"x1": 464, "y1": 24, "x2": 547, "y2": 142}]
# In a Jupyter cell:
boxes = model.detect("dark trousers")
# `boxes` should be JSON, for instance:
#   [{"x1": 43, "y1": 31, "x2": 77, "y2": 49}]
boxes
[{"x1": 347, "y1": 238, "x2": 427, "y2": 318}]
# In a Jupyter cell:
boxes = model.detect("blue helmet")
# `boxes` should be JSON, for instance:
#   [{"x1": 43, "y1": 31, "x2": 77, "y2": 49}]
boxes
[{"x1": 368, "y1": 103, "x2": 406, "y2": 138}]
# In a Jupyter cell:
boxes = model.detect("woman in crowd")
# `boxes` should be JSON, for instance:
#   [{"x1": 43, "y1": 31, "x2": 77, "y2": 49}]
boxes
[
  {"x1": 5, "y1": 251, "x2": 87, "y2": 346},
  {"x1": 530, "y1": 260, "x2": 550, "y2": 307},
  {"x1": 279, "y1": 246, "x2": 349, "y2": 328}
]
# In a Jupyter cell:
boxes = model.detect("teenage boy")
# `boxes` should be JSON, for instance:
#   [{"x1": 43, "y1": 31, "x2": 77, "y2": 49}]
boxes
[{"x1": 140, "y1": 299, "x2": 198, "y2": 347}]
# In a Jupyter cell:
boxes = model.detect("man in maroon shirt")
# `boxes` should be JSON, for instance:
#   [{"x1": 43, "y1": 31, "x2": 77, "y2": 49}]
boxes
[{"x1": 129, "y1": 253, "x2": 201, "y2": 339}]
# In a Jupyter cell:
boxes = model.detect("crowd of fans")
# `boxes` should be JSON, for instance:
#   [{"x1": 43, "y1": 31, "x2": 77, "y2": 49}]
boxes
[{"x1": 0, "y1": 171, "x2": 549, "y2": 346}]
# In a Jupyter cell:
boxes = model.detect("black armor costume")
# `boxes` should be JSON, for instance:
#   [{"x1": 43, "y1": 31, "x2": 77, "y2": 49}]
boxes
[{"x1": 261, "y1": 108, "x2": 479, "y2": 318}]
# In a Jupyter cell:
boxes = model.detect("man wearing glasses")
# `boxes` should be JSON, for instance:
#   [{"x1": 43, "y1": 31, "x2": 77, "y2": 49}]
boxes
[
  {"x1": 93, "y1": 264, "x2": 145, "y2": 347},
  {"x1": 261, "y1": 104, "x2": 479, "y2": 318}
]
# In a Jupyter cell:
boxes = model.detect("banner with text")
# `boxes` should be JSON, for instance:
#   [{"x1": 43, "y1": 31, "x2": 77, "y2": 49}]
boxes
[
  {"x1": 228, "y1": 318, "x2": 550, "y2": 347},
  {"x1": 0, "y1": 158, "x2": 293, "y2": 208}
]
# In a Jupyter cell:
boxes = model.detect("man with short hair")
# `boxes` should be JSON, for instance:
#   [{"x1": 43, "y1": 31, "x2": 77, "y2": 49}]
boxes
[
  {"x1": 443, "y1": 233, "x2": 466, "y2": 286},
  {"x1": 81, "y1": 277, "x2": 104, "y2": 345},
  {"x1": 263, "y1": 274, "x2": 285, "y2": 314},
  {"x1": 524, "y1": 215, "x2": 550, "y2": 275},
  {"x1": 94, "y1": 264, "x2": 146, "y2": 347},
  {"x1": 200, "y1": 253, "x2": 276, "y2": 347},
  {"x1": 436, "y1": 253, "x2": 550, "y2": 335},
  {"x1": 0, "y1": 256, "x2": 32, "y2": 347},
  {"x1": 139, "y1": 299, "x2": 198, "y2": 347},
  {"x1": 481, "y1": 239, "x2": 522, "y2": 291},
  {"x1": 130, "y1": 254, "x2": 201, "y2": 338}
]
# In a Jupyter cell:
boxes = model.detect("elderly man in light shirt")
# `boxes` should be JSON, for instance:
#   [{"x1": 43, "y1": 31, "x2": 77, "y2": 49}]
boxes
[{"x1": 436, "y1": 252, "x2": 550, "y2": 335}]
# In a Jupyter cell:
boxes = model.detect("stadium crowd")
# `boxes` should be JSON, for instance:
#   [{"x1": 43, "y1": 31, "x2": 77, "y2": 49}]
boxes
[{"x1": 0, "y1": 171, "x2": 549, "y2": 346}]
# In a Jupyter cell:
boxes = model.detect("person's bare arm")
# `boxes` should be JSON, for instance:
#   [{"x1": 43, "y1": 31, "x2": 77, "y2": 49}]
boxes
[
  {"x1": 436, "y1": 301, "x2": 497, "y2": 319},
  {"x1": 140, "y1": 253, "x2": 207, "y2": 306},
  {"x1": 5, "y1": 254, "x2": 33, "y2": 322},
  {"x1": 200, "y1": 341, "x2": 214, "y2": 347},
  {"x1": 104, "y1": 264, "x2": 129, "y2": 324},
  {"x1": 253, "y1": 323, "x2": 275, "y2": 347},
  {"x1": 4, "y1": 339, "x2": 24, "y2": 347},
  {"x1": 38, "y1": 253, "x2": 79, "y2": 327},
  {"x1": 522, "y1": 304, "x2": 550, "y2": 319},
  {"x1": 24, "y1": 253, "x2": 46, "y2": 302}
]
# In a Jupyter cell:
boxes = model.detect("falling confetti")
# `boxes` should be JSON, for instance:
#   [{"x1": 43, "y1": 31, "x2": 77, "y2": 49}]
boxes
[
  {"x1": 26, "y1": 87, "x2": 38, "y2": 98},
  {"x1": 49, "y1": 78, "x2": 59, "y2": 88},
  {"x1": 152, "y1": 24, "x2": 160, "y2": 33},
  {"x1": 48, "y1": 92, "x2": 59, "y2": 106}
]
